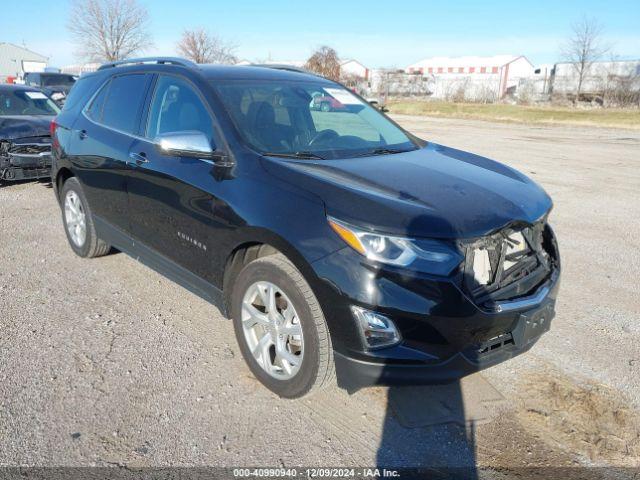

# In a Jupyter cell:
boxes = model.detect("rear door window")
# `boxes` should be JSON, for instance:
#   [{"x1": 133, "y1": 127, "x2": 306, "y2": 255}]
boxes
[{"x1": 100, "y1": 74, "x2": 149, "y2": 135}]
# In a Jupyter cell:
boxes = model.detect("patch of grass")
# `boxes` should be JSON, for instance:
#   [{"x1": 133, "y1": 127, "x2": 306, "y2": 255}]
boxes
[{"x1": 388, "y1": 100, "x2": 640, "y2": 129}]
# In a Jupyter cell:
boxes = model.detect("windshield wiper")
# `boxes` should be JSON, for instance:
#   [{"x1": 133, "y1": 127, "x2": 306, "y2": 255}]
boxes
[
  {"x1": 354, "y1": 147, "x2": 416, "y2": 158},
  {"x1": 262, "y1": 151, "x2": 325, "y2": 160}
]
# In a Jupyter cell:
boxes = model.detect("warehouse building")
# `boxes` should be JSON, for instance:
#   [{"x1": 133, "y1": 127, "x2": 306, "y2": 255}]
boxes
[
  {"x1": 549, "y1": 59, "x2": 640, "y2": 98},
  {"x1": 405, "y1": 55, "x2": 534, "y2": 101},
  {"x1": 0, "y1": 43, "x2": 48, "y2": 82}
]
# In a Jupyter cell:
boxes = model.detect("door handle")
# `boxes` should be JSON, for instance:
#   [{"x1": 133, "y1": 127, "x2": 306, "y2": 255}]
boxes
[
  {"x1": 78, "y1": 129, "x2": 88, "y2": 140},
  {"x1": 128, "y1": 151, "x2": 149, "y2": 164}
]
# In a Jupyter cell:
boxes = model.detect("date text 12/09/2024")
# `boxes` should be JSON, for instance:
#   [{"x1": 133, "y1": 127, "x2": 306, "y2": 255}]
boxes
[{"x1": 232, "y1": 468, "x2": 401, "y2": 478}]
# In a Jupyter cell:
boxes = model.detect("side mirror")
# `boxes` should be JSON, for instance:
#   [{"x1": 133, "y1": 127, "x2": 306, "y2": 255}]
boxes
[{"x1": 154, "y1": 131, "x2": 215, "y2": 158}]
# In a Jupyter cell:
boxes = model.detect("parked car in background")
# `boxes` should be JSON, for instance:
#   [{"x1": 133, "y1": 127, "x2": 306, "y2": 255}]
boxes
[
  {"x1": 24, "y1": 72, "x2": 76, "y2": 106},
  {"x1": 50, "y1": 57, "x2": 560, "y2": 398},
  {"x1": 0, "y1": 84, "x2": 59, "y2": 184},
  {"x1": 310, "y1": 91, "x2": 347, "y2": 112}
]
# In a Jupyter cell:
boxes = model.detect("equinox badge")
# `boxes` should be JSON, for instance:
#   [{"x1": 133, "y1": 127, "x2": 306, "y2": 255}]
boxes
[{"x1": 177, "y1": 231, "x2": 207, "y2": 251}]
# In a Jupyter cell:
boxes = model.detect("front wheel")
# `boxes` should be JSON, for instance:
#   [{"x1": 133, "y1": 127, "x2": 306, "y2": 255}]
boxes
[{"x1": 231, "y1": 253, "x2": 335, "y2": 398}]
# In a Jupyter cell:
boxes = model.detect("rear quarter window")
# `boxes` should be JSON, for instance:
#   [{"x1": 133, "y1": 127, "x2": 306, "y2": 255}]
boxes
[
  {"x1": 62, "y1": 75, "x2": 102, "y2": 113},
  {"x1": 85, "y1": 80, "x2": 110, "y2": 122}
]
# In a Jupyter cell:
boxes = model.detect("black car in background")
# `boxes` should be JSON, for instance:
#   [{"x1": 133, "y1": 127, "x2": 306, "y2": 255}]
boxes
[
  {"x1": 0, "y1": 84, "x2": 59, "y2": 184},
  {"x1": 24, "y1": 72, "x2": 76, "y2": 106},
  {"x1": 50, "y1": 58, "x2": 560, "y2": 398}
]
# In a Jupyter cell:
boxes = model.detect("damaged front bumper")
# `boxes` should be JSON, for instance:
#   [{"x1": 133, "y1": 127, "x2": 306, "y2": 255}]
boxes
[
  {"x1": 310, "y1": 221, "x2": 561, "y2": 389},
  {"x1": 0, "y1": 138, "x2": 52, "y2": 182}
]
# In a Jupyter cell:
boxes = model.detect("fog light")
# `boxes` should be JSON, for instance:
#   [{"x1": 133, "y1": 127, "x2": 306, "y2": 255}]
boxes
[{"x1": 351, "y1": 306, "x2": 401, "y2": 349}]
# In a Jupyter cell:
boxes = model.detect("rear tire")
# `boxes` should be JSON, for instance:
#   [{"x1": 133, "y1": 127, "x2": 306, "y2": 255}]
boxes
[
  {"x1": 60, "y1": 177, "x2": 111, "y2": 258},
  {"x1": 231, "y1": 253, "x2": 335, "y2": 398}
]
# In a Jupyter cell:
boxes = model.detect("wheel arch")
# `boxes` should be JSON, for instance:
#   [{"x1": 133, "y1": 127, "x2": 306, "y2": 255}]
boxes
[
  {"x1": 221, "y1": 228, "x2": 323, "y2": 318},
  {"x1": 55, "y1": 167, "x2": 74, "y2": 201}
]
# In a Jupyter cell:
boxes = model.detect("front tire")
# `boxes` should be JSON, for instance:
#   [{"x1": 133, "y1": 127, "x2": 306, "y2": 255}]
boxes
[
  {"x1": 60, "y1": 177, "x2": 111, "y2": 258},
  {"x1": 231, "y1": 253, "x2": 335, "y2": 398}
]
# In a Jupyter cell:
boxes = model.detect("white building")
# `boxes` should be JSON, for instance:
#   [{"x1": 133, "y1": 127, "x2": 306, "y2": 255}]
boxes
[
  {"x1": 340, "y1": 59, "x2": 369, "y2": 80},
  {"x1": 0, "y1": 42, "x2": 48, "y2": 82},
  {"x1": 61, "y1": 63, "x2": 101, "y2": 76},
  {"x1": 405, "y1": 55, "x2": 535, "y2": 100},
  {"x1": 368, "y1": 69, "x2": 431, "y2": 98},
  {"x1": 550, "y1": 60, "x2": 640, "y2": 97}
]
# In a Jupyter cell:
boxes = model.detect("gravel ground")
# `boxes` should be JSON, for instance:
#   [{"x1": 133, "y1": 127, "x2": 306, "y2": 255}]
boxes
[{"x1": 0, "y1": 116, "x2": 638, "y2": 471}]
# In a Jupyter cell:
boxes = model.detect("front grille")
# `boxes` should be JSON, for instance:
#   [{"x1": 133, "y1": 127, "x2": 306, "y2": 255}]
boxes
[
  {"x1": 477, "y1": 333, "x2": 515, "y2": 355},
  {"x1": 9, "y1": 142, "x2": 51, "y2": 155},
  {"x1": 462, "y1": 221, "x2": 555, "y2": 306},
  {"x1": 20, "y1": 167, "x2": 51, "y2": 179}
]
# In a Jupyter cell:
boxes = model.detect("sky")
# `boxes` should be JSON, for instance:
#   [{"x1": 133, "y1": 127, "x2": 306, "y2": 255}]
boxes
[{"x1": 3, "y1": 0, "x2": 639, "y2": 69}]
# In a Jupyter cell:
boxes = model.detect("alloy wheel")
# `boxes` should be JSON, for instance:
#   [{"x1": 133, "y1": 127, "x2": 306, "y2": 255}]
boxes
[
  {"x1": 241, "y1": 281, "x2": 304, "y2": 380},
  {"x1": 64, "y1": 190, "x2": 86, "y2": 247}
]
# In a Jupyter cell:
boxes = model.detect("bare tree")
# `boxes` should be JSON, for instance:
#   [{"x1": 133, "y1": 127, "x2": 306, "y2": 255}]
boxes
[
  {"x1": 561, "y1": 17, "x2": 608, "y2": 104},
  {"x1": 67, "y1": 0, "x2": 152, "y2": 62},
  {"x1": 176, "y1": 28, "x2": 238, "y2": 64},
  {"x1": 600, "y1": 55, "x2": 640, "y2": 107},
  {"x1": 305, "y1": 46, "x2": 341, "y2": 81}
]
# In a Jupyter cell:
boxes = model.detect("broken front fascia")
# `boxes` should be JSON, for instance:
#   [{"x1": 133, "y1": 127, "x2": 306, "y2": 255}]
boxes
[
  {"x1": 0, "y1": 139, "x2": 52, "y2": 181},
  {"x1": 461, "y1": 220, "x2": 558, "y2": 307}
]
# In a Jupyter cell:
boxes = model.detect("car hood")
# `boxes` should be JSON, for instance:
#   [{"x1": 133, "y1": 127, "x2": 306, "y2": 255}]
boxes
[
  {"x1": 262, "y1": 143, "x2": 552, "y2": 239},
  {"x1": 0, "y1": 115, "x2": 53, "y2": 141}
]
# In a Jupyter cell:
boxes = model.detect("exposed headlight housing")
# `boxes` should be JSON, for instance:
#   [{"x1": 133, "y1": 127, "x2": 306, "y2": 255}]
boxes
[
  {"x1": 351, "y1": 306, "x2": 401, "y2": 349},
  {"x1": 328, "y1": 216, "x2": 461, "y2": 271}
]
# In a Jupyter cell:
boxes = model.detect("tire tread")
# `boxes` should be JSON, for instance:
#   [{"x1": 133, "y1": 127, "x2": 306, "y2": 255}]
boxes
[
  {"x1": 61, "y1": 177, "x2": 111, "y2": 258},
  {"x1": 234, "y1": 252, "x2": 335, "y2": 397}
]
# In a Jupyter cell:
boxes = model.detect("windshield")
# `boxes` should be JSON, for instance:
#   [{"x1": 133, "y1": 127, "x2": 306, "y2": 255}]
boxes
[
  {"x1": 0, "y1": 89, "x2": 61, "y2": 116},
  {"x1": 213, "y1": 80, "x2": 417, "y2": 159},
  {"x1": 41, "y1": 75, "x2": 76, "y2": 87}
]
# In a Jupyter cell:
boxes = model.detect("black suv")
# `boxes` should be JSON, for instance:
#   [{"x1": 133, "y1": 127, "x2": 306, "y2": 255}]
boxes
[{"x1": 51, "y1": 57, "x2": 560, "y2": 398}]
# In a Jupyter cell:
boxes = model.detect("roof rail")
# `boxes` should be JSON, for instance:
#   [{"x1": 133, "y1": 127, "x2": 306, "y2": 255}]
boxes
[
  {"x1": 97, "y1": 57, "x2": 197, "y2": 71},
  {"x1": 249, "y1": 63, "x2": 320, "y2": 76}
]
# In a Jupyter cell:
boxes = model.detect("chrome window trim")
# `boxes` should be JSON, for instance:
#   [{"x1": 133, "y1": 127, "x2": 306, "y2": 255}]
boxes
[
  {"x1": 81, "y1": 74, "x2": 150, "y2": 142},
  {"x1": 79, "y1": 71, "x2": 231, "y2": 165}
]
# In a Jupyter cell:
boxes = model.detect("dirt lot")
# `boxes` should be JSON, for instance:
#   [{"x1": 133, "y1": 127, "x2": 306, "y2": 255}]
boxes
[{"x1": 1, "y1": 116, "x2": 638, "y2": 474}]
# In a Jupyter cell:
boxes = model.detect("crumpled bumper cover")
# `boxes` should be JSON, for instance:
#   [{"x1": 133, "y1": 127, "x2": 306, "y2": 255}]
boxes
[
  {"x1": 1, "y1": 150, "x2": 52, "y2": 182},
  {"x1": 310, "y1": 245, "x2": 560, "y2": 388}
]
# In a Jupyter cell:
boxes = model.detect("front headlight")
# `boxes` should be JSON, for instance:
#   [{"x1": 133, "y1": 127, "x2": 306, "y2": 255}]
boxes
[{"x1": 328, "y1": 216, "x2": 460, "y2": 269}]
